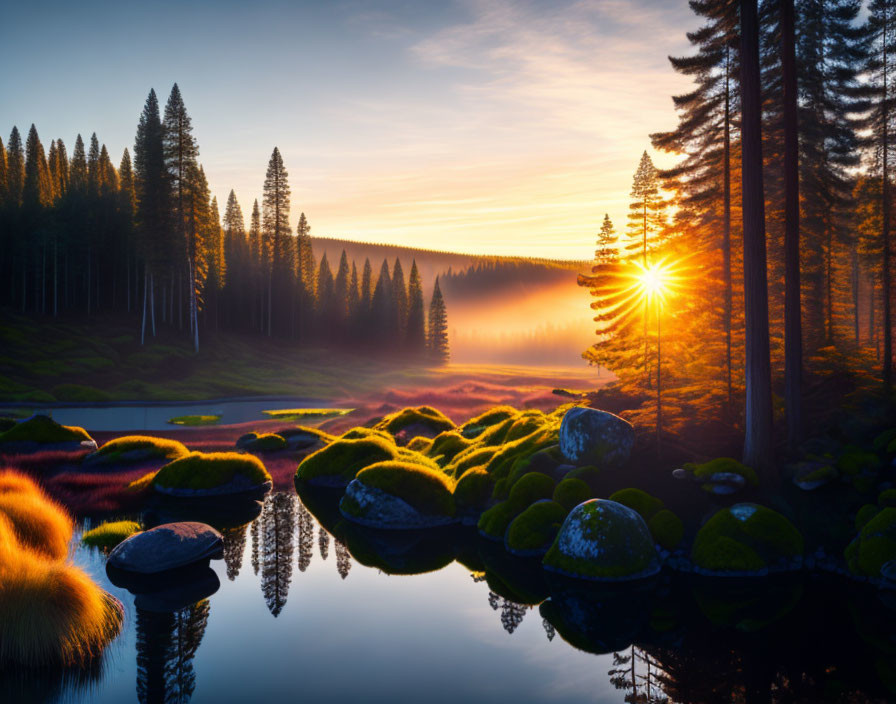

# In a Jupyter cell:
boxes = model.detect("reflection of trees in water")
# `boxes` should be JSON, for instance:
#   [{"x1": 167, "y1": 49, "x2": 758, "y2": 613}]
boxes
[
  {"x1": 319, "y1": 526, "x2": 329, "y2": 560},
  {"x1": 542, "y1": 618, "x2": 555, "y2": 642},
  {"x1": 334, "y1": 538, "x2": 352, "y2": 580},
  {"x1": 250, "y1": 519, "x2": 259, "y2": 576},
  {"x1": 260, "y1": 492, "x2": 296, "y2": 617},
  {"x1": 135, "y1": 600, "x2": 210, "y2": 704},
  {"x1": 296, "y1": 501, "x2": 314, "y2": 572},
  {"x1": 221, "y1": 525, "x2": 247, "y2": 581},
  {"x1": 487, "y1": 590, "x2": 529, "y2": 635}
]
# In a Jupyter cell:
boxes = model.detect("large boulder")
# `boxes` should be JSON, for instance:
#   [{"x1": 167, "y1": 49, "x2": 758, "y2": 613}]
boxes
[
  {"x1": 558, "y1": 407, "x2": 633, "y2": 468},
  {"x1": 691, "y1": 503, "x2": 804, "y2": 576},
  {"x1": 543, "y1": 499, "x2": 660, "y2": 581},
  {"x1": 152, "y1": 452, "x2": 272, "y2": 498},
  {"x1": 845, "y1": 507, "x2": 896, "y2": 577},
  {"x1": 84, "y1": 435, "x2": 188, "y2": 469},
  {"x1": 340, "y1": 460, "x2": 456, "y2": 530},
  {"x1": 108, "y1": 522, "x2": 223, "y2": 574}
]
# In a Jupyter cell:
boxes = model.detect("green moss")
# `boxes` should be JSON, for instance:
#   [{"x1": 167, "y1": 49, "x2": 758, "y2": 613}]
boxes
[
  {"x1": 89, "y1": 435, "x2": 189, "y2": 464},
  {"x1": 246, "y1": 433, "x2": 287, "y2": 451},
  {"x1": 798, "y1": 463, "x2": 837, "y2": 484},
  {"x1": 506, "y1": 501, "x2": 567, "y2": 553},
  {"x1": 648, "y1": 509, "x2": 684, "y2": 550},
  {"x1": 837, "y1": 447, "x2": 882, "y2": 476},
  {"x1": 507, "y1": 472, "x2": 555, "y2": 508},
  {"x1": 845, "y1": 507, "x2": 896, "y2": 576},
  {"x1": 340, "y1": 427, "x2": 394, "y2": 441},
  {"x1": 356, "y1": 461, "x2": 455, "y2": 517},
  {"x1": 682, "y1": 457, "x2": 760, "y2": 487},
  {"x1": 296, "y1": 436, "x2": 401, "y2": 485},
  {"x1": 478, "y1": 500, "x2": 520, "y2": 539},
  {"x1": 167, "y1": 414, "x2": 221, "y2": 426},
  {"x1": 374, "y1": 406, "x2": 455, "y2": 435},
  {"x1": 552, "y1": 478, "x2": 592, "y2": 512},
  {"x1": 453, "y1": 467, "x2": 494, "y2": 513},
  {"x1": 81, "y1": 520, "x2": 141, "y2": 550},
  {"x1": 262, "y1": 408, "x2": 352, "y2": 420},
  {"x1": 874, "y1": 428, "x2": 896, "y2": 452},
  {"x1": 691, "y1": 504, "x2": 804, "y2": 573},
  {"x1": 879, "y1": 489, "x2": 896, "y2": 508},
  {"x1": 483, "y1": 425, "x2": 560, "y2": 481},
  {"x1": 446, "y1": 446, "x2": 499, "y2": 477},
  {"x1": 0, "y1": 415, "x2": 91, "y2": 445},
  {"x1": 458, "y1": 406, "x2": 518, "y2": 438},
  {"x1": 564, "y1": 466, "x2": 601, "y2": 493},
  {"x1": 856, "y1": 504, "x2": 880, "y2": 531},
  {"x1": 406, "y1": 436, "x2": 433, "y2": 453},
  {"x1": 152, "y1": 451, "x2": 271, "y2": 490},
  {"x1": 609, "y1": 488, "x2": 664, "y2": 521},
  {"x1": 427, "y1": 431, "x2": 473, "y2": 463}
]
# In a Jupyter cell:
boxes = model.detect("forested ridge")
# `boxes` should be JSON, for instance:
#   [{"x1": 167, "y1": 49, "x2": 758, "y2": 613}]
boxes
[
  {"x1": 580, "y1": 0, "x2": 896, "y2": 469},
  {"x1": 0, "y1": 85, "x2": 448, "y2": 361}
]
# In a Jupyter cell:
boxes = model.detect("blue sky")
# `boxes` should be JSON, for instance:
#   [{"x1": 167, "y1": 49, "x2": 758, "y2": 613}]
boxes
[{"x1": 1, "y1": 0, "x2": 695, "y2": 258}]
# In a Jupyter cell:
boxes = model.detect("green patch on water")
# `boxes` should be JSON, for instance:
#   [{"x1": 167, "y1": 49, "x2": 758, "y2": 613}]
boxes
[{"x1": 167, "y1": 414, "x2": 221, "y2": 426}]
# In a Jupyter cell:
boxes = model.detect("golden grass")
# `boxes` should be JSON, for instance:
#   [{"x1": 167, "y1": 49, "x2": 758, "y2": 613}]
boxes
[
  {"x1": 0, "y1": 479, "x2": 124, "y2": 668},
  {"x1": 0, "y1": 469, "x2": 42, "y2": 495},
  {"x1": 0, "y1": 527, "x2": 123, "y2": 667},
  {"x1": 0, "y1": 473, "x2": 73, "y2": 560},
  {"x1": 81, "y1": 520, "x2": 142, "y2": 551}
]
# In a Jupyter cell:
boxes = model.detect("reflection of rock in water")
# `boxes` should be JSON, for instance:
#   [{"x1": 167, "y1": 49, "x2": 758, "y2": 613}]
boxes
[
  {"x1": 221, "y1": 525, "x2": 248, "y2": 581},
  {"x1": 318, "y1": 526, "x2": 330, "y2": 560},
  {"x1": 296, "y1": 501, "x2": 314, "y2": 572},
  {"x1": 260, "y1": 492, "x2": 296, "y2": 617},
  {"x1": 487, "y1": 590, "x2": 528, "y2": 634},
  {"x1": 543, "y1": 618, "x2": 555, "y2": 642},
  {"x1": 334, "y1": 538, "x2": 352, "y2": 580},
  {"x1": 136, "y1": 600, "x2": 210, "y2": 704},
  {"x1": 250, "y1": 519, "x2": 259, "y2": 576}
]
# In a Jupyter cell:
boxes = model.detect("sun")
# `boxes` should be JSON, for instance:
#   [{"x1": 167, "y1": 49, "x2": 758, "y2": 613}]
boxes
[{"x1": 633, "y1": 259, "x2": 675, "y2": 306}]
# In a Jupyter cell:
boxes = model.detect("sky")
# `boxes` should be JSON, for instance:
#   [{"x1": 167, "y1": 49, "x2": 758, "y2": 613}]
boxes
[{"x1": 0, "y1": 0, "x2": 696, "y2": 259}]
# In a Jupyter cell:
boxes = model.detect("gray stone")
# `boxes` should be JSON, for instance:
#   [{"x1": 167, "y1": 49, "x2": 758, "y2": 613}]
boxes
[
  {"x1": 543, "y1": 499, "x2": 660, "y2": 581},
  {"x1": 704, "y1": 471, "x2": 746, "y2": 495},
  {"x1": 792, "y1": 461, "x2": 838, "y2": 491},
  {"x1": 881, "y1": 559, "x2": 896, "y2": 584},
  {"x1": 558, "y1": 407, "x2": 634, "y2": 468},
  {"x1": 340, "y1": 479, "x2": 456, "y2": 530},
  {"x1": 672, "y1": 468, "x2": 690, "y2": 481},
  {"x1": 108, "y1": 522, "x2": 223, "y2": 574}
]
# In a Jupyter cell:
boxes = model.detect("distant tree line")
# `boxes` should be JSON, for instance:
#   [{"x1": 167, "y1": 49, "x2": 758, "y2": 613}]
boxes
[
  {"x1": 0, "y1": 84, "x2": 449, "y2": 361},
  {"x1": 440, "y1": 259, "x2": 578, "y2": 302}
]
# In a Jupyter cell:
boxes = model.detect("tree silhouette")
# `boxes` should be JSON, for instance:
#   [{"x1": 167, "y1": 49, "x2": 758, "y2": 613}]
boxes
[
  {"x1": 334, "y1": 538, "x2": 352, "y2": 580},
  {"x1": 221, "y1": 524, "x2": 247, "y2": 581},
  {"x1": 296, "y1": 500, "x2": 314, "y2": 573},
  {"x1": 260, "y1": 491, "x2": 296, "y2": 616},
  {"x1": 135, "y1": 600, "x2": 210, "y2": 704}
]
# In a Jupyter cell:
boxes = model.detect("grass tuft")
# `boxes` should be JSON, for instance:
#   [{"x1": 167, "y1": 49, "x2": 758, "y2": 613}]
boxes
[
  {"x1": 81, "y1": 520, "x2": 142, "y2": 551},
  {"x1": 0, "y1": 472, "x2": 72, "y2": 560}
]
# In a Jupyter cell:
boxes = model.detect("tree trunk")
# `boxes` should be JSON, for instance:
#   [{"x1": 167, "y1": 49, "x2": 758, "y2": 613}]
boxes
[
  {"x1": 739, "y1": 0, "x2": 774, "y2": 476},
  {"x1": 852, "y1": 246, "x2": 860, "y2": 344},
  {"x1": 782, "y1": 0, "x2": 802, "y2": 450},
  {"x1": 150, "y1": 272, "x2": 156, "y2": 337},
  {"x1": 884, "y1": 8, "x2": 893, "y2": 389},
  {"x1": 141, "y1": 267, "x2": 148, "y2": 346},
  {"x1": 724, "y1": 45, "x2": 734, "y2": 413}
]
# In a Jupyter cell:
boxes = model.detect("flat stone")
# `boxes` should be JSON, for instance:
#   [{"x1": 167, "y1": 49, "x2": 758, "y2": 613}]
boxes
[
  {"x1": 341, "y1": 479, "x2": 456, "y2": 530},
  {"x1": 108, "y1": 522, "x2": 223, "y2": 574},
  {"x1": 703, "y1": 472, "x2": 746, "y2": 495}
]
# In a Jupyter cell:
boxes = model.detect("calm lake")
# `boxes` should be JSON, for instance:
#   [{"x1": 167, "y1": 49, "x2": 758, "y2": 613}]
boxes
[{"x1": 8, "y1": 489, "x2": 896, "y2": 704}]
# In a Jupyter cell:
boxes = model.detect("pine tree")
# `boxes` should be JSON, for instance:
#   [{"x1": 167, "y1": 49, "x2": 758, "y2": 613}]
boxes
[
  {"x1": 348, "y1": 261, "x2": 361, "y2": 322},
  {"x1": 333, "y1": 250, "x2": 351, "y2": 338},
  {"x1": 625, "y1": 151, "x2": 666, "y2": 263},
  {"x1": 371, "y1": 259, "x2": 394, "y2": 344},
  {"x1": 316, "y1": 253, "x2": 335, "y2": 339},
  {"x1": 6, "y1": 127, "x2": 24, "y2": 208},
  {"x1": 118, "y1": 148, "x2": 136, "y2": 315},
  {"x1": 428, "y1": 276, "x2": 449, "y2": 363},
  {"x1": 392, "y1": 258, "x2": 408, "y2": 340},
  {"x1": 133, "y1": 89, "x2": 168, "y2": 344},
  {"x1": 296, "y1": 212, "x2": 314, "y2": 299},
  {"x1": 406, "y1": 259, "x2": 426, "y2": 353},
  {"x1": 262, "y1": 147, "x2": 291, "y2": 337}
]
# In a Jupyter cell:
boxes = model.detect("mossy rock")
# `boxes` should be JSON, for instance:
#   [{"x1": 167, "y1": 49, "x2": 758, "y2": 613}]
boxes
[
  {"x1": 691, "y1": 504, "x2": 804, "y2": 575},
  {"x1": 845, "y1": 507, "x2": 896, "y2": 577},
  {"x1": 552, "y1": 478, "x2": 592, "y2": 512},
  {"x1": 241, "y1": 433, "x2": 287, "y2": 452},
  {"x1": 558, "y1": 407, "x2": 634, "y2": 469},
  {"x1": 427, "y1": 431, "x2": 472, "y2": 463},
  {"x1": 791, "y1": 461, "x2": 838, "y2": 491},
  {"x1": 543, "y1": 499, "x2": 660, "y2": 581},
  {"x1": 875, "y1": 428, "x2": 896, "y2": 452},
  {"x1": 682, "y1": 457, "x2": 759, "y2": 487},
  {"x1": 483, "y1": 426, "x2": 560, "y2": 482},
  {"x1": 340, "y1": 427, "x2": 394, "y2": 442},
  {"x1": 152, "y1": 452, "x2": 272, "y2": 497},
  {"x1": 477, "y1": 500, "x2": 520, "y2": 540},
  {"x1": 82, "y1": 520, "x2": 142, "y2": 550},
  {"x1": 84, "y1": 435, "x2": 189, "y2": 468},
  {"x1": 506, "y1": 472, "x2": 555, "y2": 507},
  {"x1": 374, "y1": 406, "x2": 455, "y2": 437},
  {"x1": 458, "y1": 406, "x2": 518, "y2": 439},
  {"x1": 837, "y1": 447, "x2": 882, "y2": 477},
  {"x1": 296, "y1": 435, "x2": 403, "y2": 488},
  {"x1": 340, "y1": 461, "x2": 456, "y2": 529},
  {"x1": 648, "y1": 509, "x2": 684, "y2": 550},
  {"x1": 406, "y1": 436, "x2": 433, "y2": 453},
  {"x1": 609, "y1": 488, "x2": 664, "y2": 521},
  {"x1": 856, "y1": 504, "x2": 881, "y2": 531},
  {"x1": 0, "y1": 414, "x2": 94, "y2": 451},
  {"x1": 505, "y1": 500, "x2": 568, "y2": 556},
  {"x1": 454, "y1": 467, "x2": 494, "y2": 515},
  {"x1": 880, "y1": 489, "x2": 896, "y2": 508},
  {"x1": 446, "y1": 446, "x2": 499, "y2": 478},
  {"x1": 563, "y1": 465, "x2": 601, "y2": 493}
]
